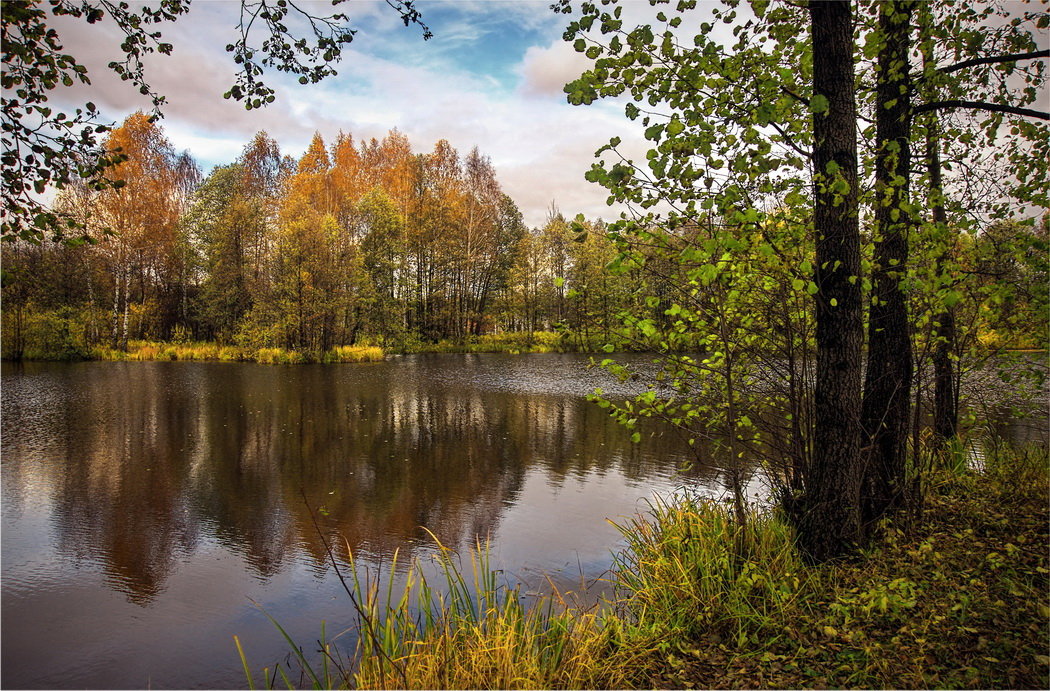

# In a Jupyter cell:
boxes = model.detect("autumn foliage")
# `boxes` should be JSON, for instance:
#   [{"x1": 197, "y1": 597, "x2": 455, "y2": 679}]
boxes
[{"x1": 2, "y1": 113, "x2": 629, "y2": 358}]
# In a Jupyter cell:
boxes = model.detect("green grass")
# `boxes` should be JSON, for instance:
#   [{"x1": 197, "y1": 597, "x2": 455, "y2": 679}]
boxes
[
  {"x1": 404, "y1": 329, "x2": 651, "y2": 354},
  {"x1": 15, "y1": 332, "x2": 572, "y2": 361},
  {"x1": 644, "y1": 443, "x2": 1049, "y2": 689},
  {"x1": 612, "y1": 496, "x2": 808, "y2": 651},
  {"x1": 5, "y1": 330, "x2": 641, "y2": 361}
]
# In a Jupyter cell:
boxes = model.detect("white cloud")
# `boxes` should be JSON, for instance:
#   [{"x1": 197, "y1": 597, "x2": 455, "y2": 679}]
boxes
[
  {"x1": 429, "y1": 0, "x2": 562, "y2": 34},
  {"x1": 518, "y1": 39, "x2": 592, "y2": 98},
  {"x1": 289, "y1": 43, "x2": 645, "y2": 227},
  {"x1": 161, "y1": 127, "x2": 248, "y2": 171}
]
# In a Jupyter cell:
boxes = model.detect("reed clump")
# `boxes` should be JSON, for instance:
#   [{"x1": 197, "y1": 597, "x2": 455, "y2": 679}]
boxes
[
  {"x1": 349, "y1": 536, "x2": 633, "y2": 690},
  {"x1": 612, "y1": 495, "x2": 807, "y2": 648},
  {"x1": 253, "y1": 347, "x2": 307, "y2": 365},
  {"x1": 238, "y1": 534, "x2": 644, "y2": 690},
  {"x1": 242, "y1": 501, "x2": 805, "y2": 689}
]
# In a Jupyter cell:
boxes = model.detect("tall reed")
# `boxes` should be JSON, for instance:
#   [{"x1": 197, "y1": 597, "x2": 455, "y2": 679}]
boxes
[
  {"x1": 351, "y1": 532, "x2": 640, "y2": 689},
  {"x1": 247, "y1": 443, "x2": 1048, "y2": 689},
  {"x1": 244, "y1": 495, "x2": 807, "y2": 689}
]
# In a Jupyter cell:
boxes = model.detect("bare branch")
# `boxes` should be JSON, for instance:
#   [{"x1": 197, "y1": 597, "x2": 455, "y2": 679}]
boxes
[
  {"x1": 938, "y1": 49, "x2": 1049, "y2": 75},
  {"x1": 913, "y1": 100, "x2": 1050, "y2": 120}
]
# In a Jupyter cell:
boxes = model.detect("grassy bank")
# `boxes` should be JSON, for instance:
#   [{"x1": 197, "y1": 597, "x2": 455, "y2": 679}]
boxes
[
  {"x1": 90, "y1": 341, "x2": 385, "y2": 364},
  {"x1": 249, "y1": 441, "x2": 1048, "y2": 689},
  {"x1": 411, "y1": 331, "x2": 572, "y2": 354},
  {"x1": 638, "y1": 444, "x2": 1049, "y2": 689}
]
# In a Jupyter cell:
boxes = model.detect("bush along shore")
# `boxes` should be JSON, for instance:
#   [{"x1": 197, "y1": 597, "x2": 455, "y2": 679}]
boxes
[{"x1": 241, "y1": 441, "x2": 1049, "y2": 689}]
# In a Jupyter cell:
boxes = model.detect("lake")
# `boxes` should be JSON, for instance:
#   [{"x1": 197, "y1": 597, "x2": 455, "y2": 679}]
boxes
[{"x1": 1, "y1": 354, "x2": 742, "y2": 689}]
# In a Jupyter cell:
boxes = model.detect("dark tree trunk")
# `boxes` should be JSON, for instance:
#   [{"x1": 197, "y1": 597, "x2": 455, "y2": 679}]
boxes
[
  {"x1": 794, "y1": 0, "x2": 865, "y2": 562},
  {"x1": 861, "y1": 0, "x2": 915, "y2": 526},
  {"x1": 927, "y1": 115, "x2": 959, "y2": 443}
]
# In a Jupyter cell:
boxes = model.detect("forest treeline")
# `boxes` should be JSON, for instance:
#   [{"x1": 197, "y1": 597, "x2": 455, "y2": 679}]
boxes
[
  {"x1": 2, "y1": 109, "x2": 1046, "y2": 362},
  {"x1": 1, "y1": 113, "x2": 634, "y2": 359}
]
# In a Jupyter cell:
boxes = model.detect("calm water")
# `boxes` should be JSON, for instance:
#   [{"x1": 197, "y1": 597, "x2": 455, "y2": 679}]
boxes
[{"x1": 1, "y1": 355, "x2": 741, "y2": 689}]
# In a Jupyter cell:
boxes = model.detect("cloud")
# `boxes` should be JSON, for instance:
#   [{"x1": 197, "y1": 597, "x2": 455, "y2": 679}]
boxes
[
  {"x1": 289, "y1": 43, "x2": 645, "y2": 227},
  {"x1": 37, "y1": 0, "x2": 649, "y2": 228},
  {"x1": 47, "y1": 5, "x2": 275, "y2": 128},
  {"x1": 518, "y1": 39, "x2": 592, "y2": 98},
  {"x1": 428, "y1": 1, "x2": 561, "y2": 35},
  {"x1": 158, "y1": 126, "x2": 249, "y2": 169}
]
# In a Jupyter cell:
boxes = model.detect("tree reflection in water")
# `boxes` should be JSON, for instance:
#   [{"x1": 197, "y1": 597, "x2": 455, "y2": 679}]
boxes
[{"x1": 2, "y1": 355, "x2": 716, "y2": 605}]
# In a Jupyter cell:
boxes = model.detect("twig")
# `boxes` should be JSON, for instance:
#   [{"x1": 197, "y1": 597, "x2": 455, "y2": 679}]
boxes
[{"x1": 299, "y1": 487, "x2": 408, "y2": 687}]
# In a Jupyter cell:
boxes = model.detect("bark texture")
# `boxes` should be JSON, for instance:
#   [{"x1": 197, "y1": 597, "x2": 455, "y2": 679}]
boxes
[
  {"x1": 861, "y1": 0, "x2": 916, "y2": 527},
  {"x1": 795, "y1": 0, "x2": 865, "y2": 562},
  {"x1": 926, "y1": 116, "x2": 959, "y2": 443}
]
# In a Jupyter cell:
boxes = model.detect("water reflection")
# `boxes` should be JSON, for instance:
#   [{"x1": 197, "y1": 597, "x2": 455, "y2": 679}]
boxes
[
  {"x1": 2, "y1": 356, "x2": 707, "y2": 609},
  {"x1": 5, "y1": 355, "x2": 1039, "y2": 688}
]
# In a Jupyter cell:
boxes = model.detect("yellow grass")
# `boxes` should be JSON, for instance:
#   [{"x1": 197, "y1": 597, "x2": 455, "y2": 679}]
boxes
[{"x1": 88, "y1": 341, "x2": 384, "y2": 364}]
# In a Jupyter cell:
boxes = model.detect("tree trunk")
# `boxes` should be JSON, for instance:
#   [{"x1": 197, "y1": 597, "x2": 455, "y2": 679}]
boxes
[
  {"x1": 917, "y1": 6, "x2": 959, "y2": 448},
  {"x1": 87, "y1": 270, "x2": 97, "y2": 344},
  {"x1": 794, "y1": 0, "x2": 865, "y2": 562},
  {"x1": 861, "y1": 0, "x2": 915, "y2": 526},
  {"x1": 111, "y1": 266, "x2": 122, "y2": 350},
  {"x1": 120, "y1": 270, "x2": 130, "y2": 351},
  {"x1": 926, "y1": 115, "x2": 958, "y2": 443}
]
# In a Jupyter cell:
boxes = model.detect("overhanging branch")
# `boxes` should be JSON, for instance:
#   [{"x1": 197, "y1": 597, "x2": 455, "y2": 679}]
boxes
[
  {"x1": 938, "y1": 49, "x2": 1049, "y2": 75},
  {"x1": 913, "y1": 100, "x2": 1049, "y2": 120}
]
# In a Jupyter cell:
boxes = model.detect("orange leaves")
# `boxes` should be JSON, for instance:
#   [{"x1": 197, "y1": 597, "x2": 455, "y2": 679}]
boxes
[{"x1": 99, "y1": 111, "x2": 197, "y2": 256}]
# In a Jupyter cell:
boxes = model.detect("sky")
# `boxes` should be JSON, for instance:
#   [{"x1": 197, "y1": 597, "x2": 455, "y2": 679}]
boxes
[
  {"x1": 47, "y1": 0, "x2": 657, "y2": 229},
  {"x1": 43, "y1": 1, "x2": 1047, "y2": 229}
]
